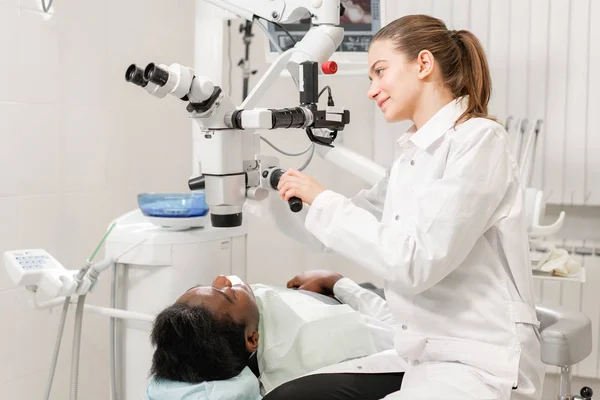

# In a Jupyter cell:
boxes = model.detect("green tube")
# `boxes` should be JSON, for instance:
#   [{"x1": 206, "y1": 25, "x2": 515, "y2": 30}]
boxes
[{"x1": 88, "y1": 222, "x2": 116, "y2": 262}]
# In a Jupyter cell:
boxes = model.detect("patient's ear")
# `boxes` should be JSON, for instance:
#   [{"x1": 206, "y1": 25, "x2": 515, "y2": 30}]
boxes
[{"x1": 245, "y1": 331, "x2": 259, "y2": 353}]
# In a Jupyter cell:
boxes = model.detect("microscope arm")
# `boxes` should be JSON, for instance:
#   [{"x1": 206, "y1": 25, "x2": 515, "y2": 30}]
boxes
[
  {"x1": 201, "y1": 0, "x2": 345, "y2": 109},
  {"x1": 315, "y1": 144, "x2": 385, "y2": 186},
  {"x1": 201, "y1": 0, "x2": 341, "y2": 25}
]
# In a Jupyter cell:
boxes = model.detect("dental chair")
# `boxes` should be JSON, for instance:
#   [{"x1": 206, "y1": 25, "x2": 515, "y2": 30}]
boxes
[
  {"x1": 355, "y1": 284, "x2": 594, "y2": 400},
  {"x1": 537, "y1": 305, "x2": 594, "y2": 400}
]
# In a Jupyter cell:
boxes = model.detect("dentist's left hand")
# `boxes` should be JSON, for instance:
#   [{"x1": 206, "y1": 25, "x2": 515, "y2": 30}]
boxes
[{"x1": 277, "y1": 169, "x2": 326, "y2": 206}]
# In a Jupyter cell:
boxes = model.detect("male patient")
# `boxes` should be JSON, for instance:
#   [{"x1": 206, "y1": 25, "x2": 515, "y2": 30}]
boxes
[
  {"x1": 145, "y1": 275, "x2": 261, "y2": 400},
  {"x1": 145, "y1": 271, "x2": 405, "y2": 400}
]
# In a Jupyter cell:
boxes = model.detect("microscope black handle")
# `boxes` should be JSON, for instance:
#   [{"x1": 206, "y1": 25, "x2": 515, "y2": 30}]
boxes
[
  {"x1": 188, "y1": 175, "x2": 205, "y2": 191},
  {"x1": 269, "y1": 168, "x2": 303, "y2": 213},
  {"x1": 287, "y1": 197, "x2": 303, "y2": 213}
]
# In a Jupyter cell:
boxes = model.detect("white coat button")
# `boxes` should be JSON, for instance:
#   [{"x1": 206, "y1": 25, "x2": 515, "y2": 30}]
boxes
[
  {"x1": 411, "y1": 360, "x2": 420, "y2": 366},
  {"x1": 395, "y1": 215, "x2": 400, "y2": 221},
  {"x1": 410, "y1": 160, "x2": 415, "y2": 166},
  {"x1": 401, "y1": 324, "x2": 407, "y2": 330}
]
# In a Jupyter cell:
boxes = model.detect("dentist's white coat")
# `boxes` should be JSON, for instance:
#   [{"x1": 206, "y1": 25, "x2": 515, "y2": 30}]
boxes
[{"x1": 277, "y1": 98, "x2": 545, "y2": 400}]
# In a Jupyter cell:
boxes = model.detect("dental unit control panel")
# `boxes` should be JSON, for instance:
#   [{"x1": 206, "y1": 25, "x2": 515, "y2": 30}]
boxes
[{"x1": 4, "y1": 249, "x2": 77, "y2": 298}]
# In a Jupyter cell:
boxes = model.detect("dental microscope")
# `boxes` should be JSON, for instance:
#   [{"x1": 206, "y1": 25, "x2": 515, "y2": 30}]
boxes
[{"x1": 125, "y1": 0, "x2": 351, "y2": 228}]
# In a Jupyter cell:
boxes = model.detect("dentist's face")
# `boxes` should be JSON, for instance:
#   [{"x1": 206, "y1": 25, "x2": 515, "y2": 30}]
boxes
[
  {"x1": 177, "y1": 275, "x2": 258, "y2": 328},
  {"x1": 367, "y1": 39, "x2": 421, "y2": 123}
]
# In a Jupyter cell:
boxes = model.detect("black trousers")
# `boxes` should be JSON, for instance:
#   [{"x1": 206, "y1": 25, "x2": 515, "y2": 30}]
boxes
[
  {"x1": 249, "y1": 353, "x2": 403, "y2": 399},
  {"x1": 262, "y1": 372, "x2": 404, "y2": 400}
]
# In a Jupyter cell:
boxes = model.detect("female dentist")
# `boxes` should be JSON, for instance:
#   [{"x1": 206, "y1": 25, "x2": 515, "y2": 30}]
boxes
[{"x1": 276, "y1": 14, "x2": 544, "y2": 400}]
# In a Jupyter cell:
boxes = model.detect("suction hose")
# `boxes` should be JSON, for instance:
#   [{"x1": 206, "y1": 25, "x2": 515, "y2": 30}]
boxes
[
  {"x1": 70, "y1": 294, "x2": 87, "y2": 400},
  {"x1": 43, "y1": 295, "x2": 71, "y2": 400}
]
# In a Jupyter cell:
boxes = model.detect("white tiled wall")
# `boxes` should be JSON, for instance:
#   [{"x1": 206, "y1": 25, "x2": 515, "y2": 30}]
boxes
[{"x1": 0, "y1": 0, "x2": 194, "y2": 398}]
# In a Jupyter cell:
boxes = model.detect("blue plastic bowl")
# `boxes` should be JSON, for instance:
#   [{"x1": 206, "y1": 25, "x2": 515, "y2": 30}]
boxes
[{"x1": 137, "y1": 192, "x2": 209, "y2": 218}]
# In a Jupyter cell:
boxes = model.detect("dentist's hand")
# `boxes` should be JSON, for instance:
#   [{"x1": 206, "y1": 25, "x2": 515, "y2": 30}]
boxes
[{"x1": 277, "y1": 169, "x2": 326, "y2": 206}]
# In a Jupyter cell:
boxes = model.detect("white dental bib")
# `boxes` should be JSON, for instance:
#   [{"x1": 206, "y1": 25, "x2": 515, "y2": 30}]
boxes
[{"x1": 250, "y1": 284, "x2": 377, "y2": 393}]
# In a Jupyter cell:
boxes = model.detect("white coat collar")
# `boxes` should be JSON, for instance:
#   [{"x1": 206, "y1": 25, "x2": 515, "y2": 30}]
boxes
[{"x1": 405, "y1": 97, "x2": 468, "y2": 150}]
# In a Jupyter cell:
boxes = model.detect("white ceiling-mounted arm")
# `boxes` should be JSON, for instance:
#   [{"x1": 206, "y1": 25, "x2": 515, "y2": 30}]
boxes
[
  {"x1": 201, "y1": 0, "x2": 344, "y2": 110},
  {"x1": 241, "y1": 25, "x2": 344, "y2": 109},
  {"x1": 315, "y1": 144, "x2": 386, "y2": 186},
  {"x1": 202, "y1": 0, "x2": 341, "y2": 25}
]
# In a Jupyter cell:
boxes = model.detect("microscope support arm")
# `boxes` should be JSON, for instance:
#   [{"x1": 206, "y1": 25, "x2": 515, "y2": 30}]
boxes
[{"x1": 201, "y1": 0, "x2": 341, "y2": 25}]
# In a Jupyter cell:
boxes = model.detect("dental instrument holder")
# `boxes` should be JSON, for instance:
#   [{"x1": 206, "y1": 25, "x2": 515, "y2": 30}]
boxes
[{"x1": 68, "y1": 258, "x2": 115, "y2": 296}]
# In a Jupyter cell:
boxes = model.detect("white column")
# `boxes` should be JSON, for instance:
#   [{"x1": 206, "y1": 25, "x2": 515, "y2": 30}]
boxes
[
  {"x1": 194, "y1": 0, "x2": 227, "y2": 81},
  {"x1": 192, "y1": 1, "x2": 228, "y2": 176}
]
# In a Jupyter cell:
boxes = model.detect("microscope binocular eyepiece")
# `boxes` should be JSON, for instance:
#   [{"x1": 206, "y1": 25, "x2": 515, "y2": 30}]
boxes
[
  {"x1": 125, "y1": 64, "x2": 148, "y2": 88},
  {"x1": 144, "y1": 63, "x2": 169, "y2": 87},
  {"x1": 125, "y1": 62, "x2": 171, "y2": 89}
]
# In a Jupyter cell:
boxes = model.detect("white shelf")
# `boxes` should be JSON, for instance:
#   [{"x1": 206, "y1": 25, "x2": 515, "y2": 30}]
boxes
[{"x1": 531, "y1": 268, "x2": 586, "y2": 283}]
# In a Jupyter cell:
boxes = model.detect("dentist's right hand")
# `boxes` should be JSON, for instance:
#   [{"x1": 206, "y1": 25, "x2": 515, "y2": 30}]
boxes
[
  {"x1": 287, "y1": 270, "x2": 344, "y2": 297},
  {"x1": 277, "y1": 169, "x2": 326, "y2": 206}
]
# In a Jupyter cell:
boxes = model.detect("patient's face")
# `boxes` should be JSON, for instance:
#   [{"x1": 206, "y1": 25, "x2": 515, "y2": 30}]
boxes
[{"x1": 177, "y1": 275, "x2": 259, "y2": 328}]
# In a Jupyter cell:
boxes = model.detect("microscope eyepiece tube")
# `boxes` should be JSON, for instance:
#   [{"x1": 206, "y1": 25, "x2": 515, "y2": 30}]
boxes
[
  {"x1": 144, "y1": 63, "x2": 169, "y2": 87},
  {"x1": 125, "y1": 64, "x2": 148, "y2": 88},
  {"x1": 270, "y1": 107, "x2": 312, "y2": 129},
  {"x1": 227, "y1": 107, "x2": 314, "y2": 130}
]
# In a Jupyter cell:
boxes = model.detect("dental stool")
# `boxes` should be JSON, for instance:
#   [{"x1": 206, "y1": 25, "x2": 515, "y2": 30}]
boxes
[
  {"x1": 356, "y1": 284, "x2": 595, "y2": 400},
  {"x1": 536, "y1": 305, "x2": 594, "y2": 400}
]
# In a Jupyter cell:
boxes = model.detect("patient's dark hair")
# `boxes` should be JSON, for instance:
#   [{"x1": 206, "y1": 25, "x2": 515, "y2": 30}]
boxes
[{"x1": 150, "y1": 302, "x2": 250, "y2": 383}]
